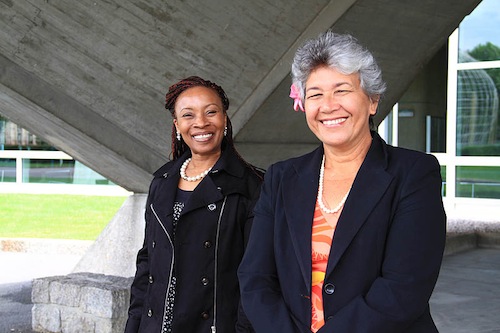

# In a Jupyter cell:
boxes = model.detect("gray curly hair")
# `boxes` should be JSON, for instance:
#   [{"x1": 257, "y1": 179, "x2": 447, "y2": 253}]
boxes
[{"x1": 291, "y1": 31, "x2": 386, "y2": 102}]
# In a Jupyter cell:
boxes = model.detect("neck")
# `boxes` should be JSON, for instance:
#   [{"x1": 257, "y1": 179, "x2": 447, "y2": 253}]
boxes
[
  {"x1": 322, "y1": 134, "x2": 372, "y2": 178},
  {"x1": 189, "y1": 151, "x2": 221, "y2": 169}
]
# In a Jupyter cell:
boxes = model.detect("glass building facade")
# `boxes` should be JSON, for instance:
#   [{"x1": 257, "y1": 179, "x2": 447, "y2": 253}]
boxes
[
  {"x1": 0, "y1": 116, "x2": 118, "y2": 191},
  {"x1": 379, "y1": 0, "x2": 500, "y2": 212},
  {"x1": 451, "y1": 0, "x2": 500, "y2": 203}
]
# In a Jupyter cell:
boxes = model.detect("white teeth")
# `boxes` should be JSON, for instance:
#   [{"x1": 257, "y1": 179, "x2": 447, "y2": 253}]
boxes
[
  {"x1": 323, "y1": 118, "x2": 346, "y2": 126},
  {"x1": 193, "y1": 133, "x2": 213, "y2": 140}
]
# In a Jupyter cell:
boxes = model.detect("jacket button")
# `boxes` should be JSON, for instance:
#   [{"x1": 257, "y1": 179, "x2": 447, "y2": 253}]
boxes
[
  {"x1": 208, "y1": 203, "x2": 216, "y2": 211},
  {"x1": 148, "y1": 275, "x2": 154, "y2": 284},
  {"x1": 204, "y1": 241, "x2": 212, "y2": 248},
  {"x1": 201, "y1": 312, "x2": 210, "y2": 320},
  {"x1": 201, "y1": 277, "x2": 209, "y2": 286},
  {"x1": 147, "y1": 309, "x2": 153, "y2": 317},
  {"x1": 324, "y1": 283, "x2": 335, "y2": 295},
  {"x1": 152, "y1": 241, "x2": 156, "y2": 248}
]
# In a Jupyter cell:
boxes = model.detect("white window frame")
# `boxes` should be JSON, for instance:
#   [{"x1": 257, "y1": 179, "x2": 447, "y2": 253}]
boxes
[{"x1": 437, "y1": 29, "x2": 500, "y2": 215}]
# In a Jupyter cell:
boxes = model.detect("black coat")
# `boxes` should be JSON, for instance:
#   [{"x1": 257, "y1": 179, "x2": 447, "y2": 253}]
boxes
[
  {"x1": 238, "y1": 132, "x2": 446, "y2": 332},
  {"x1": 125, "y1": 147, "x2": 262, "y2": 333}
]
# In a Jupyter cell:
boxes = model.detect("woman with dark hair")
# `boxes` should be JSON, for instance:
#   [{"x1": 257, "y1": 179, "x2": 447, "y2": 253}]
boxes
[
  {"x1": 238, "y1": 31, "x2": 446, "y2": 332},
  {"x1": 125, "y1": 76, "x2": 262, "y2": 333}
]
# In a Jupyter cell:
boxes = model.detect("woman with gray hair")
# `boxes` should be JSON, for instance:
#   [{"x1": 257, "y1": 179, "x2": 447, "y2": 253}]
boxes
[{"x1": 238, "y1": 31, "x2": 446, "y2": 332}]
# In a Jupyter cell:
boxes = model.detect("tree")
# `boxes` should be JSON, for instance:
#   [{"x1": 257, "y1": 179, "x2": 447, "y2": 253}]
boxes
[{"x1": 469, "y1": 42, "x2": 500, "y2": 91}]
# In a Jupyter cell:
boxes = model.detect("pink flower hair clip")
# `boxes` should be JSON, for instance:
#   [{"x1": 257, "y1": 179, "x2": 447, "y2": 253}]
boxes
[{"x1": 289, "y1": 84, "x2": 305, "y2": 112}]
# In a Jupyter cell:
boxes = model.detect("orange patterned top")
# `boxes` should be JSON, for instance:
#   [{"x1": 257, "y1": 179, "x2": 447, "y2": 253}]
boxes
[{"x1": 311, "y1": 200, "x2": 337, "y2": 332}]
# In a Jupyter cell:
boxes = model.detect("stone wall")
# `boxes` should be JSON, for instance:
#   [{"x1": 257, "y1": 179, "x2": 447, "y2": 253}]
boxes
[{"x1": 32, "y1": 273, "x2": 132, "y2": 333}]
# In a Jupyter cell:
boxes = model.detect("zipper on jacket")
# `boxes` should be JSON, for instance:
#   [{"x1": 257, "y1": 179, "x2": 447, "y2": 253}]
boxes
[
  {"x1": 151, "y1": 204, "x2": 175, "y2": 333},
  {"x1": 211, "y1": 196, "x2": 227, "y2": 333}
]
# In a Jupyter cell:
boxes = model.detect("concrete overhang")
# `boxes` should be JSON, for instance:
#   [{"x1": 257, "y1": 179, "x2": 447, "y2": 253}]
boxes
[{"x1": 0, "y1": 0, "x2": 481, "y2": 192}]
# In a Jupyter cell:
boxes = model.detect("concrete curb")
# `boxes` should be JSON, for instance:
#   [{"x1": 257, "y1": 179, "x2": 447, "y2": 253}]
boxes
[
  {"x1": 444, "y1": 217, "x2": 500, "y2": 256},
  {"x1": 0, "y1": 238, "x2": 92, "y2": 256},
  {"x1": 1, "y1": 215, "x2": 499, "y2": 258}
]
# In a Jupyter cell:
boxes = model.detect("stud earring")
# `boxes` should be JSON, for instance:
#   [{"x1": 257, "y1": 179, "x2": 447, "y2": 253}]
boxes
[
  {"x1": 223, "y1": 126, "x2": 227, "y2": 137},
  {"x1": 176, "y1": 131, "x2": 181, "y2": 141}
]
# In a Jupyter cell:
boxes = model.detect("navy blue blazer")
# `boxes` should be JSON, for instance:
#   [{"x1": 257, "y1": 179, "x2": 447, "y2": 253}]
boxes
[{"x1": 238, "y1": 132, "x2": 446, "y2": 333}]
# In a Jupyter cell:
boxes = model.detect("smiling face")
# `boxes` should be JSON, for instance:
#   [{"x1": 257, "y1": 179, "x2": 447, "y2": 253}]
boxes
[
  {"x1": 304, "y1": 66, "x2": 378, "y2": 151},
  {"x1": 173, "y1": 86, "x2": 227, "y2": 158}
]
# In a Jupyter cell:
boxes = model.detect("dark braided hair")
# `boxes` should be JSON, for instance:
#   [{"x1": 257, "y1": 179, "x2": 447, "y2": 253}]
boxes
[
  {"x1": 165, "y1": 76, "x2": 231, "y2": 160},
  {"x1": 164, "y1": 76, "x2": 264, "y2": 180},
  {"x1": 165, "y1": 76, "x2": 229, "y2": 114}
]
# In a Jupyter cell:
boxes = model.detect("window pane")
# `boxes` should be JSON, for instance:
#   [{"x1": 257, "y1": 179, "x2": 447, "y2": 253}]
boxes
[
  {"x1": 0, "y1": 117, "x2": 52, "y2": 150},
  {"x1": 458, "y1": 0, "x2": 500, "y2": 62},
  {"x1": 24, "y1": 159, "x2": 75, "y2": 184},
  {"x1": 456, "y1": 166, "x2": 500, "y2": 199},
  {"x1": 73, "y1": 161, "x2": 113, "y2": 185},
  {"x1": 21, "y1": 159, "x2": 114, "y2": 185},
  {"x1": 456, "y1": 68, "x2": 500, "y2": 156},
  {"x1": 440, "y1": 165, "x2": 447, "y2": 197},
  {"x1": 0, "y1": 158, "x2": 16, "y2": 182},
  {"x1": 427, "y1": 116, "x2": 446, "y2": 153}
]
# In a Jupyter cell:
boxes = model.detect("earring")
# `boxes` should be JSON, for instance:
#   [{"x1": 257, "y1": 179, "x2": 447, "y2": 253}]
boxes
[
  {"x1": 223, "y1": 126, "x2": 227, "y2": 137},
  {"x1": 176, "y1": 131, "x2": 181, "y2": 141}
]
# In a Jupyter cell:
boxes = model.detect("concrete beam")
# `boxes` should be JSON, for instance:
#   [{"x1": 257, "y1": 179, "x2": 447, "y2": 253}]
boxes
[
  {"x1": 0, "y1": 0, "x2": 483, "y2": 190},
  {"x1": 230, "y1": 0, "x2": 357, "y2": 135},
  {"x1": 0, "y1": 55, "x2": 160, "y2": 192}
]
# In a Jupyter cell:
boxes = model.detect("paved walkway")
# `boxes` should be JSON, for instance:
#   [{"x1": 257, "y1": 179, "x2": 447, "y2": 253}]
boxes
[
  {"x1": 431, "y1": 248, "x2": 500, "y2": 333},
  {"x1": 0, "y1": 251, "x2": 82, "y2": 333},
  {"x1": 0, "y1": 248, "x2": 499, "y2": 332}
]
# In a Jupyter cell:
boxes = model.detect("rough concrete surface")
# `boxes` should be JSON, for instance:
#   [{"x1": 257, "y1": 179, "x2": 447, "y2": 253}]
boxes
[{"x1": 0, "y1": 0, "x2": 482, "y2": 192}]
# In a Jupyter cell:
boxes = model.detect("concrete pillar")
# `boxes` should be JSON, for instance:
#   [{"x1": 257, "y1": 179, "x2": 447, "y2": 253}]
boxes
[{"x1": 72, "y1": 193, "x2": 147, "y2": 278}]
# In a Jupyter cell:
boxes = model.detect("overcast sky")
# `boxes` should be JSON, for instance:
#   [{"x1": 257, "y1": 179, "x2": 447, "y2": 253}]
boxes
[{"x1": 459, "y1": 0, "x2": 500, "y2": 52}]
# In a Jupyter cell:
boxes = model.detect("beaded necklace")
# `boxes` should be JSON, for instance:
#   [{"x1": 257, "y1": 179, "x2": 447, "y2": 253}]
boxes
[
  {"x1": 317, "y1": 155, "x2": 351, "y2": 214},
  {"x1": 179, "y1": 158, "x2": 213, "y2": 182}
]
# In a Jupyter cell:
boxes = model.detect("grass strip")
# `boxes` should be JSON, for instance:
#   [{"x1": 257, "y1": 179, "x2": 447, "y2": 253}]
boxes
[{"x1": 0, "y1": 194, "x2": 127, "y2": 240}]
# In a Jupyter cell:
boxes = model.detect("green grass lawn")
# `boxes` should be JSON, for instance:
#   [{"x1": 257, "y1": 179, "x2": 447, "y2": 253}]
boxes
[{"x1": 0, "y1": 194, "x2": 127, "y2": 240}]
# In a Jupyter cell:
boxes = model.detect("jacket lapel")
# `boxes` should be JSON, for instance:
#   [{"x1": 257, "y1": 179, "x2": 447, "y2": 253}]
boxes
[
  {"x1": 181, "y1": 177, "x2": 223, "y2": 214},
  {"x1": 282, "y1": 147, "x2": 323, "y2": 291},
  {"x1": 180, "y1": 147, "x2": 242, "y2": 214},
  {"x1": 150, "y1": 157, "x2": 185, "y2": 236},
  {"x1": 325, "y1": 134, "x2": 393, "y2": 277}
]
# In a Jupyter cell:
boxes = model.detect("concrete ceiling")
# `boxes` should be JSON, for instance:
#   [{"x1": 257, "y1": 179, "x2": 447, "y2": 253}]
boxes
[{"x1": 0, "y1": 0, "x2": 481, "y2": 192}]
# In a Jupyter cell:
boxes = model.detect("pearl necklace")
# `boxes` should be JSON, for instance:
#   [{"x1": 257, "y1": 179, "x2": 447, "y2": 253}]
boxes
[
  {"x1": 317, "y1": 155, "x2": 351, "y2": 214},
  {"x1": 180, "y1": 158, "x2": 213, "y2": 182}
]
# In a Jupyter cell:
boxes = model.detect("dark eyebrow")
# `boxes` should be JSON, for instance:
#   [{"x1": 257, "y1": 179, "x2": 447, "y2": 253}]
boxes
[{"x1": 179, "y1": 103, "x2": 221, "y2": 113}]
